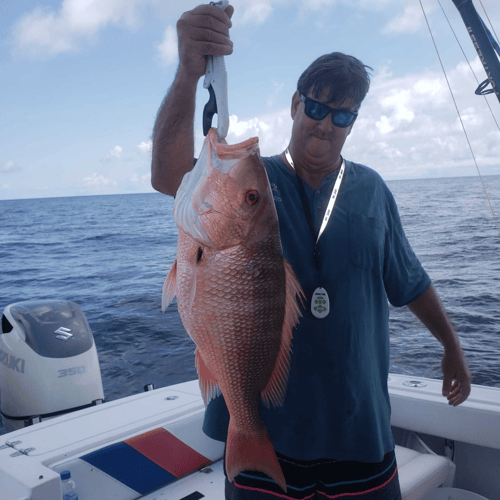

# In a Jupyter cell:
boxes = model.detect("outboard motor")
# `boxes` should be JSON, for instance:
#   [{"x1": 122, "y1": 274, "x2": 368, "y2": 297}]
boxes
[{"x1": 0, "y1": 300, "x2": 104, "y2": 433}]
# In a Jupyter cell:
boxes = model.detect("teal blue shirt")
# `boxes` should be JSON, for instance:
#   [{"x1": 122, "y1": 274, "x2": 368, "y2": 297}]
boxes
[{"x1": 203, "y1": 156, "x2": 431, "y2": 462}]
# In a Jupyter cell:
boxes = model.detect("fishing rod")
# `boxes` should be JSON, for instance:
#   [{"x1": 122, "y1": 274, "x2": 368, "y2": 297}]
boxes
[
  {"x1": 451, "y1": 0, "x2": 500, "y2": 103},
  {"x1": 419, "y1": 0, "x2": 500, "y2": 235},
  {"x1": 450, "y1": 0, "x2": 500, "y2": 235}
]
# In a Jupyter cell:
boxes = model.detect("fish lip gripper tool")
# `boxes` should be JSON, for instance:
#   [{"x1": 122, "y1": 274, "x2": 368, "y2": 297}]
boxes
[{"x1": 202, "y1": 0, "x2": 230, "y2": 139}]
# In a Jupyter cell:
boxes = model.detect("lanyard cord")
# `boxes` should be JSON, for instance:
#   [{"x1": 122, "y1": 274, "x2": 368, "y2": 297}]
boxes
[{"x1": 284, "y1": 148, "x2": 346, "y2": 270}]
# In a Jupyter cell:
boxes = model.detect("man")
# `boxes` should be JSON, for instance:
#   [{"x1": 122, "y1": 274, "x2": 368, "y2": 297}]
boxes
[{"x1": 151, "y1": 4, "x2": 472, "y2": 499}]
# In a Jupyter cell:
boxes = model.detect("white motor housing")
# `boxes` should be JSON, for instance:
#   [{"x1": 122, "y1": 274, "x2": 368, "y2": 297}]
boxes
[{"x1": 0, "y1": 300, "x2": 104, "y2": 433}]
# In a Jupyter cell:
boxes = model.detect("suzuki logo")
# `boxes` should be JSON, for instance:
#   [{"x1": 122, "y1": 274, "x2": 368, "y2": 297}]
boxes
[
  {"x1": 0, "y1": 349, "x2": 25, "y2": 373},
  {"x1": 54, "y1": 327, "x2": 73, "y2": 341}
]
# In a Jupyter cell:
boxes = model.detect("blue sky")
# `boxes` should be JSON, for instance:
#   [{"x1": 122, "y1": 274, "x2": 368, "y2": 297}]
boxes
[{"x1": 1, "y1": 0, "x2": 499, "y2": 200}]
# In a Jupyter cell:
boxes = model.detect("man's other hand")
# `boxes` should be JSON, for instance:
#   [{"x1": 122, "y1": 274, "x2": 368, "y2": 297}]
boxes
[{"x1": 441, "y1": 347, "x2": 472, "y2": 406}]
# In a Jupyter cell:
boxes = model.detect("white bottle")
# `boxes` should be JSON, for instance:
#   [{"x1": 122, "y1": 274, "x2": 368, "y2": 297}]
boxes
[{"x1": 60, "y1": 470, "x2": 79, "y2": 500}]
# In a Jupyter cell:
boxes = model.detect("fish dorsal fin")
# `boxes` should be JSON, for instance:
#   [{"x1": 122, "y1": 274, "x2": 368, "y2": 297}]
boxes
[
  {"x1": 260, "y1": 258, "x2": 305, "y2": 408},
  {"x1": 162, "y1": 259, "x2": 177, "y2": 312}
]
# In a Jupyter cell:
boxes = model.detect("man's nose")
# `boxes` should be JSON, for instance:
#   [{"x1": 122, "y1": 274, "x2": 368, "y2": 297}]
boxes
[{"x1": 318, "y1": 113, "x2": 333, "y2": 131}]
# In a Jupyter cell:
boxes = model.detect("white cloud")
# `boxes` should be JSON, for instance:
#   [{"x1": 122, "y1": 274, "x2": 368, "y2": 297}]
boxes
[
  {"x1": 383, "y1": 2, "x2": 423, "y2": 34},
  {"x1": 12, "y1": 0, "x2": 489, "y2": 62},
  {"x1": 11, "y1": 0, "x2": 273, "y2": 59},
  {"x1": 413, "y1": 78, "x2": 445, "y2": 98},
  {"x1": 129, "y1": 172, "x2": 151, "y2": 186},
  {"x1": 156, "y1": 25, "x2": 177, "y2": 66},
  {"x1": 300, "y1": 0, "x2": 391, "y2": 11},
  {"x1": 381, "y1": 0, "x2": 437, "y2": 34},
  {"x1": 381, "y1": 90, "x2": 415, "y2": 121},
  {"x1": 209, "y1": 109, "x2": 291, "y2": 157},
  {"x1": 12, "y1": 0, "x2": 142, "y2": 57},
  {"x1": 237, "y1": 0, "x2": 273, "y2": 25},
  {"x1": 343, "y1": 56, "x2": 500, "y2": 178},
  {"x1": 137, "y1": 140, "x2": 152, "y2": 154},
  {"x1": 459, "y1": 107, "x2": 484, "y2": 128},
  {"x1": 376, "y1": 116, "x2": 394, "y2": 135},
  {"x1": 83, "y1": 172, "x2": 118, "y2": 188},
  {"x1": 106, "y1": 145, "x2": 123, "y2": 160},
  {"x1": 194, "y1": 108, "x2": 291, "y2": 161},
  {"x1": 1, "y1": 160, "x2": 21, "y2": 173}
]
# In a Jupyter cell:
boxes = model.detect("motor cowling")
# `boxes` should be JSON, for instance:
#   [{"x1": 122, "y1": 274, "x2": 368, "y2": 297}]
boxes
[{"x1": 0, "y1": 300, "x2": 104, "y2": 433}]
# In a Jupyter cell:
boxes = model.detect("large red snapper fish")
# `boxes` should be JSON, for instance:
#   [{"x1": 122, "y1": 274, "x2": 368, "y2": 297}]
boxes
[{"x1": 162, "y1": 128, "x2": 304, "y2": 493}]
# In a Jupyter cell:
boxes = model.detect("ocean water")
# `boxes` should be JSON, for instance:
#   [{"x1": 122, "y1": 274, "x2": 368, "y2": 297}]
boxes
[{"x1": 0, "y1": 175, "x2": 499, "y2": 435}]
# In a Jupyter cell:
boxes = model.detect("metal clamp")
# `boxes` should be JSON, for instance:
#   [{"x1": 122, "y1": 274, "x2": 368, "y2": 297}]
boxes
[
  {"x1": 403, "y1": 380, "x2": 428, "y2": 388},
  {"x1": 1, "y1": 440, "x2": 22, "y2": 450}
]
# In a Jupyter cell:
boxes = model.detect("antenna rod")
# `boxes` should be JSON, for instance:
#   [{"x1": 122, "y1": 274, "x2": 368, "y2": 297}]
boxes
[{"x1": 452, "y1": 0, "x2": 500, "y2": 103}]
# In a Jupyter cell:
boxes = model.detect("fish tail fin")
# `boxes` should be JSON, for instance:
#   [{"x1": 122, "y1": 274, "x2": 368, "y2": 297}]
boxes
[
  {"x1": 226, "y1": 420, "x2": 287, "y2": 493},
  {"x1": 162, "y1": 259, "x2": 177, "y2": 312}
]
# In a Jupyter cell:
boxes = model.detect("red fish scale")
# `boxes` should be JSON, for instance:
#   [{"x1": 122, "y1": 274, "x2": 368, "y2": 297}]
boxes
[{"x1": 176, "y1": 230, "x2": 286, "y2": 434}]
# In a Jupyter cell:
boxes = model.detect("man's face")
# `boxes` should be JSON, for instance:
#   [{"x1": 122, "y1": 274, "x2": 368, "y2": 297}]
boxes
[{"x1": 290, "y1": 87, "x2": 357, "y2": 163}]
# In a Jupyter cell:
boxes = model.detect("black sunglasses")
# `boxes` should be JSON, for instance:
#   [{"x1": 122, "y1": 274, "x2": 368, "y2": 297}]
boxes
[{"x1": 300, "y1": 93, "x2": 358, "y2": 128}]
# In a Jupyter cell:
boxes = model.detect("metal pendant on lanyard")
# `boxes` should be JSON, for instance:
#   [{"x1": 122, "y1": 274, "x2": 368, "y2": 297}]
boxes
[{"x1": 284, "y1": 148, "x2": 346, "y2": 318}]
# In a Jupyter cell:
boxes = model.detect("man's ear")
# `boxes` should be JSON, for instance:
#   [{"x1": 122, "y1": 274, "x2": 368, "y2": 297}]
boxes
[{"x1": 291, "y1": 90, "x2": 300, "y2": 120}]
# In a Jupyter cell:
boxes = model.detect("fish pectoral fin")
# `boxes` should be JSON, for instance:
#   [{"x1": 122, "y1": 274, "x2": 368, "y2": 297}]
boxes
[
  {"x1": 260, "y1": 258, "x2": 305, "y2": 409},
  {"x1": 162, "y1": 259, "x2": 178, "y2": 312},
  {"x1": 195, "y1": 347, "x2": 221, "y2": 406}
]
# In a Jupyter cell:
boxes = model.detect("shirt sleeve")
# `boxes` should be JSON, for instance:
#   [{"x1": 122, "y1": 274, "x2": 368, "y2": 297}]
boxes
[{"x1": 382, "y1": 186, "x2": 431, "y2": 307}]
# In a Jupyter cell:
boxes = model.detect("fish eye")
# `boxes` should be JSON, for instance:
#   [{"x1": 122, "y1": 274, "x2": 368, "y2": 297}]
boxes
[{"x1": 245, "y1": 190, "x2": 260, "y2": 205}]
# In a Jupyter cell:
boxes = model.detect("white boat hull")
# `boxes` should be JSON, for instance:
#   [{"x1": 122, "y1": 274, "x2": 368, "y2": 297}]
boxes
[{"x1": 1, "y1": 373, "x2": 498, "y2": 500}]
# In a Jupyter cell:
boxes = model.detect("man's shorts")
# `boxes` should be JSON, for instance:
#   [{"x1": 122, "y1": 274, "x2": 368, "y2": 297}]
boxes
[{"x1": 224, "y1": 448, "x2": 402, "y2": 500}]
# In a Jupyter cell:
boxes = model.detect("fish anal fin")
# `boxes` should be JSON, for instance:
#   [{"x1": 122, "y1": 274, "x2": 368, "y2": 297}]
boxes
[
  {"x1": 162, "y1": 260, "x2": 178, "y2": 312},
  {"x1": 260, "y1": 258, "x2": 305, "y2": 409},
  {"x1": 195, "y1": 347, "x2": 221, "y2": 406}
]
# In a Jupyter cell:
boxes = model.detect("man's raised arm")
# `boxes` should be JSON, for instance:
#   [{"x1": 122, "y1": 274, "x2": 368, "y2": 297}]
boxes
[{"x1": 151, "y1": 4, "x2": 234, "y2": 197}]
